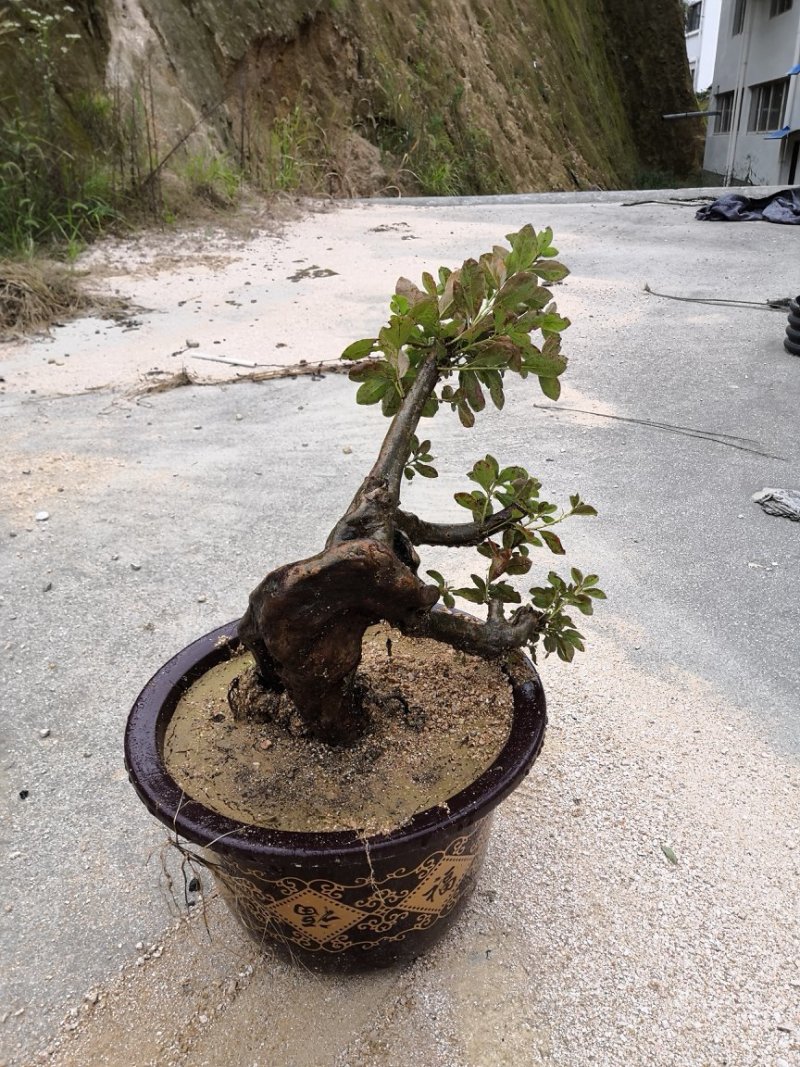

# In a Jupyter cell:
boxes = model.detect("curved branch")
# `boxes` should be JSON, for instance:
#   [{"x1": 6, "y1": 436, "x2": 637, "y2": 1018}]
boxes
[
  {"x1": 401, "y1": 604, "x2": 541, "y2": 658},
  {"x1": 397, "y1": 506, "x2": 518, "y2": 547}
]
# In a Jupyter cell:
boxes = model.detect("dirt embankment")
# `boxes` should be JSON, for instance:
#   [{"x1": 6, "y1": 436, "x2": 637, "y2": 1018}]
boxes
[{"x1": 0, "y1": 0, "x2": 700, "y2": 201}]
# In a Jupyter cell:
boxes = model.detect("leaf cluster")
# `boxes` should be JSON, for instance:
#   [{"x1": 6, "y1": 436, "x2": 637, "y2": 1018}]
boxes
[
  {"x1": 342, "y1": 224, "x2": 571, "y2": 419},
  {"x1": 403, "y1": 435, "x2": 437, "y2": 482},
  {"x1": 424, "y1": 454, "x2": 604, "y2": 659},
  {"x1": 344, "y1": 224, "x2": 606, "y2": 665}
]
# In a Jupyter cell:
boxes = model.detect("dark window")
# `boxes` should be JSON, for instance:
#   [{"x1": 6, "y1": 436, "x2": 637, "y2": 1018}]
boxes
[
  {"x1": 770, "y1": 0, "x2": 792, "y2": 16},
  {"x1": 732, "y1": 0, "x2": 746, "y2": 34},
  {"x1": 685, "y1": 1, "x2": 702, "y2": 32},
  {"x1": 748, "y1": 80, "x2": 789, "y2": 132},
  {"x1": 715, "y1": 92, "x2": 734, "y2": 133}
]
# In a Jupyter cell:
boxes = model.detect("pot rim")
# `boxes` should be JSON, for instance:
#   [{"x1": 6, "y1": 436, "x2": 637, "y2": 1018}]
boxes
[{"x1": 124, "y1": 618, "x2": 547, "y2": 863}]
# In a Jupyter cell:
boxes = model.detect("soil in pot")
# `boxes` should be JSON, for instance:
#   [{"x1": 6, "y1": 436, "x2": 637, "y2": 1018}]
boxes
[{"x1": 163, "y1": 624, "x2": 514, "y2": 837}]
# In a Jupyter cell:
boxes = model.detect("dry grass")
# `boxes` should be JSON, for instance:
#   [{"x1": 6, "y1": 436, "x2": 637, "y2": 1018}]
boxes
[{"x1": 0, "y1": 260, "x2": 130, "y2": 337}]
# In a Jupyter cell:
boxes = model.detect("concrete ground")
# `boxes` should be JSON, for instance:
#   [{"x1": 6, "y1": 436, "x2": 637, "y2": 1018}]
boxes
[{"x1": 1, "y1": 190, "x2": 798, "y2": 1067}]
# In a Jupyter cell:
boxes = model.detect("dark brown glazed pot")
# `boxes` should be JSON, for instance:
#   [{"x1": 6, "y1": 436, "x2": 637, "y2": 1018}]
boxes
[{"x1": 124, "y1": 618, "x2": 547, "y2": 972}]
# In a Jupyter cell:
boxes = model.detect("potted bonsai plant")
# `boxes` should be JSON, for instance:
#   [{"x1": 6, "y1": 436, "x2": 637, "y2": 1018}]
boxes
[{"x1": 125, "y1": 224, "x2": 605, "y2": 971}]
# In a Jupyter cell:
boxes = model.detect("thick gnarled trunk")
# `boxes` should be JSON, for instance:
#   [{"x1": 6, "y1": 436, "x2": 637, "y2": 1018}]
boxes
[{"x1": 238, "y1": 538, "x2": 438, "y2": 744}]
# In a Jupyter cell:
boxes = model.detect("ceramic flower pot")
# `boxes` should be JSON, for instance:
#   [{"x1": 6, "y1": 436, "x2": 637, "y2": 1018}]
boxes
[{"x1": 124, "y1": 618, "x2": 547, "y2": 972}]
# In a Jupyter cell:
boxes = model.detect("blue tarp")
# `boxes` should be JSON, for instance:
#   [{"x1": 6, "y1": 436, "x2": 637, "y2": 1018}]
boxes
[{"x1": 696, "y1": 187, "x2": 800, "y2": 224}]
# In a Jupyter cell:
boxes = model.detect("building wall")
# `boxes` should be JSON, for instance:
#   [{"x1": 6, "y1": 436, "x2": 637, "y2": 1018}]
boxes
[
  {"x1": 685, "y1": 0, "x2": 723, "y2": 90},
  {"x1": 704, "y1": 0, "x2": 800, "y2": 184}
]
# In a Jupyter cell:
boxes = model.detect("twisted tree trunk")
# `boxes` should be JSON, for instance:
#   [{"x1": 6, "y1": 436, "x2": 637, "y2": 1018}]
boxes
[{"x1": 238, "y1": 352, "x2": 540, "y2": 745}]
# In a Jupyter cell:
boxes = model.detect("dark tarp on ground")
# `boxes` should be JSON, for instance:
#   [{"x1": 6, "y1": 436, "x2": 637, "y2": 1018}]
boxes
[
  {"x1": 752, "y1": 488, "x2": 800, "y2": 521},
  {"x1": 696, "y1": 187, "x2": 800, "y2": 224}
]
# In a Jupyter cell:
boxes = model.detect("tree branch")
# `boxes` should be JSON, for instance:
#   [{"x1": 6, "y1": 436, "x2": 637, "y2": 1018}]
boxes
[
  {"x1": 367, "y1": 352, "x2": 441, "y2": 501},
  {"x1": 327, "y1": 352, "x2": 441, "y2": 547},
  {"x1": 397, "y1": 506, "x2": 519, "y2": 546},
  {"x1": 401, "y1": 604, "x2": 541, "y2": 658}
]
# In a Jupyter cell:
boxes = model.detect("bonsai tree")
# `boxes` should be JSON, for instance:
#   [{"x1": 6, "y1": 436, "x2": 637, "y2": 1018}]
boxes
[{"x1": 239, "y1": 225, "x2": 604, "y2": 746}]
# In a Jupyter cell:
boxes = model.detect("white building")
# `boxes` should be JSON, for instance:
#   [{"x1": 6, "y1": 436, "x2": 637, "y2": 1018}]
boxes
[
  {"x1": 703, "y1": 0, "x2": 800, "y2": 185},
  {"x1": 685, "y1": 0, "x2": 723, "y2": 91}
]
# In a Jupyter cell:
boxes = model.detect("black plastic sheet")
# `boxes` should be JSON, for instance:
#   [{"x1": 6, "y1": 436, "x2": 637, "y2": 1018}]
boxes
[{"x1": 696, "y1": 187, "x2": 800, "y2": 224}]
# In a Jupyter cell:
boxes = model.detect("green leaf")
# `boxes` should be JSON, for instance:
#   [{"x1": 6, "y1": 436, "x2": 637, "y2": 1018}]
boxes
[
  {"x1": 506, "y1": 555, "x2": 532, "y2": 575},
  {"x1": 538, "y1": 376, "x2": 561, "y2": 401},
  {"x1": 356, "y1": 377, "x2": 389, "y2": 405},
  {"x1": 421, "y1": 395, "x2": 439, "y2": 418},
  {"x1": 421, "y1": 271, "x2": 438, "y2": 296},
  {"x1": 489, "y1": 581, "x2": 522, "y2": 604},
  {"x1": 536, "y1": 226, "x2": 555, "y2": 256},
  {"x1": 461, "y1": 372, "x2": 485, "y2": 412},
  {"x1": 341, "y1": 337, "x2": 376, "y2": 361},
  {"x1": 452, "y1": 587, "x2": 484, "y2": 604},
  {"x1": 504, "y1": 224, "x2": 538, "y2": 274},
  {"x1": 573, "y1": 503, "x2": 597, "y2": 516},
  {"x1": 468, "y1": 336, "x2": 519, "y2": 367},
  {"x1": 537, "y1": 312, "x2": 570, "y2": 333},
  {"x1": 381, "y1": 387, "x2": 401, "y2": 416},
  {"x1": 416, "y1": 463, "x2": 438, "y2": 478},
  {"x1": 469, "y1": 457, "x2": 496, "y2": 491},
  {"x1": 585, "y1": 587, "x2": 607, "y2": 599},
  {"x1": 409, "y1": 296, "x2": 440, "y2": 332},
  {"x1": 479, "y1": 368, "x2": 505, "y2": 409},
  {"x1": 574, "y1": 596, "x2": 594, "y2": 616},
  {"x1": 660, "y1": 843, "x2": 678, "y2": 865},
  {"x1": 348, "y1": 360, "x2": 392, "y2": 383},
  {"x1": 426, "y1": 569, "x2": 445, "y2": 585},
  {"x1": 459, "y1": 257, "x2": 486, "y2": 318},
  {"x1": 540, "y1": 529, "x2": 565, "y2": 554},
  {"x1": 495, "y1": 272, "x2": 549, "y2": 312},
  {"x1": 454, "y1": 490, "x2": 484, "y2": 512},
  {"x1": 458, "y1": 403, "x2": 475, "y2": 428},
  {"x1": 533, "y1": 260, "x2": 570, "y2": 283}
]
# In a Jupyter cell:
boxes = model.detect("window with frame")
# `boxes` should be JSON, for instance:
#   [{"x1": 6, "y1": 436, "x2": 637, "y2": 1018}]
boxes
[
  {"x1": 685, "y1": 1, "x2": 702, "y2": 32},
  {"x1": 748, "y1": 79, "x2": 789, "y2": 132},
  {"x1": 715, "y1": 92, "x2": 734, "y2": 133},
  {"x1": 770, "y1": 0, "x2": 792, "y2": 17},
  {"x1": 732, "y1": 0, "x2": 746, "y2": 34}
]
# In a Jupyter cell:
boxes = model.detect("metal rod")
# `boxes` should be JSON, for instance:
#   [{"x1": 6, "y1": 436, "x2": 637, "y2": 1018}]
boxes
[{"x1": 662, "y1": 111, "x2": 721, "y2": 120}]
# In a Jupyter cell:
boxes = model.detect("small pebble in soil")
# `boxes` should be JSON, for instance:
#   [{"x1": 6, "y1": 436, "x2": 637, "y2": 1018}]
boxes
[
  {"x1": 35, "y1": 511, "x2": 49, "y2": 522},
  {"x1": 19, "y1": 790, "x2": 29, "y2": 800},
  {"x1": 193, "y1": 425, "x2": 202, "y2": 430},
  {"x1": 130, "y1": 563, "x2": 141, "y2": 571},
  {"x1": 39, "y1": 728, "x2": 50, "y2": 738},
  {"x1": 342, "y1": 446, "x2": 353, "y2": 454},
  {"x1": 42, "y1": 582, "x2": 52, "y2": 592},
  {"x1": 197, "y1": 595, "x2": 206, "y2": 603}
]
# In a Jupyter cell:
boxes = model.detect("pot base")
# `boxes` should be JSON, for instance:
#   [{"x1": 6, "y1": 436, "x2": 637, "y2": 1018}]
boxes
[
  {"x1": 211, "y1": 816, "x2": 493, "y2": 971},
  {"x1": 125, "y1": 619, "x2": 546, "y2": 972}
]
